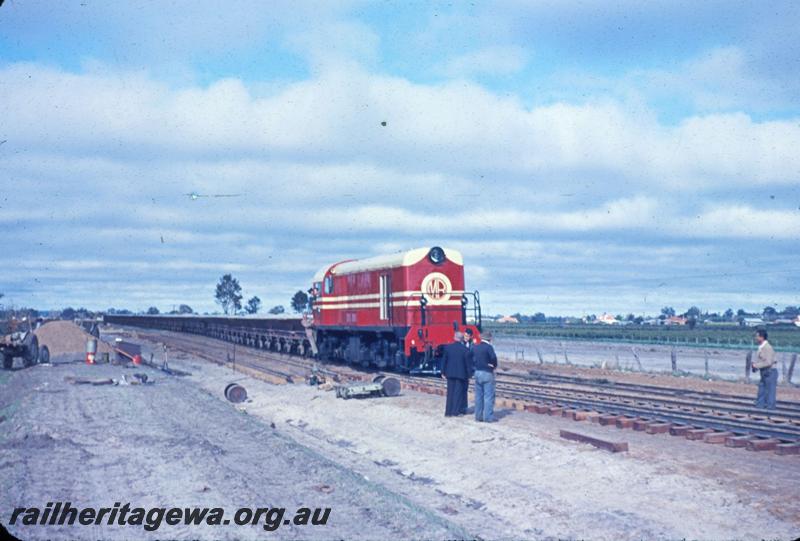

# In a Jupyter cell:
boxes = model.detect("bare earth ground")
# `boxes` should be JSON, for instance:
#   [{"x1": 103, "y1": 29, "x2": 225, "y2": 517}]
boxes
[
  {"x1": 0, "y1": 363, "x2": 463, "y2": 540},
  {"x1": 2, "y1": 329, "x2": 799, "y2": 540}
]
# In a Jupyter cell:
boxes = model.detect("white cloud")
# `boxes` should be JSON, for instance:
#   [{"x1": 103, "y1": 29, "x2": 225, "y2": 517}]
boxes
[
  {"x1": 638, "y1": 46, "x2": 799, "y2": 113},
  {"x1": 2, "y1": 60, "x2": 798, "y2": 313},
  {"x1": 4, "y1": 62, "x2": 797, "y2": 192},
  {"x1": 685, "y1": 205, "x2": 800, "y2": 240},
  {"x1": 438, "y1": 46, "x2": 528, "y2": 78}
]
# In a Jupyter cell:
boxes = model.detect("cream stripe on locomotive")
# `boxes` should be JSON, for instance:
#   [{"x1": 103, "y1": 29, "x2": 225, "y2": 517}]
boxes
[
  {"x1": 317, "y1": 290, "x2": 466, "y2": 303},
  {"x1": 318, "y1": 299, "x2": 464, "y2": 310}
]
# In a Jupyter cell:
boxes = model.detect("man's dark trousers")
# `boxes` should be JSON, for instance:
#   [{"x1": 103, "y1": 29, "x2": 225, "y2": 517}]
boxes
[{"x1": 445, "y1": 377, "x2": 467, "y2": 416}]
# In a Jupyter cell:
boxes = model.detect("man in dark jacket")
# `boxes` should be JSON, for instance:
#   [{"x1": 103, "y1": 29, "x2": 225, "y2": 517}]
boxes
[
  {"x1": 461, "y1": 328, "x2": 476, "y2": 414},
  {"x1": 441, "y1": 332, "x2": 470, "y2": 416},
  {"x1": 472, "y1": 331, "x2": 498, "y2": 422}
]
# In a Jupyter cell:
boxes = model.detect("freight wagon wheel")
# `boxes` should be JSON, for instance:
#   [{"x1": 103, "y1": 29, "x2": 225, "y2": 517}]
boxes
[
  {"x1": 23, "y1": 335, "x2": 39, "y2": 367},
  {"x1": 381, "y1": 377, "x2": 401, "y2": 397},
  {"x1": 224, "y1": 383, "x2": 248, "y2": 403},
  {"x1": 39, "y1": 346, "x2": 50, "y2": 364},
  {"x1": 2, "y1": 353, "x2": 12, "y2": 370}
]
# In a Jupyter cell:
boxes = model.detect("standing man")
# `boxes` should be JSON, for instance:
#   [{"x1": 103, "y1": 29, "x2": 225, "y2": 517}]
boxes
[
  {"x1": 472, "y1": 331, "x2": 498, "y2": 422},
  {"x1": 461, "y1": 328, "x2": 476, "y2": 414},
  {"x1": 753, "y1": 330, "x2": 778, "y2": 410},
  {"x1": 441, "y1": 331, "x2": 470, "y2": 416}
]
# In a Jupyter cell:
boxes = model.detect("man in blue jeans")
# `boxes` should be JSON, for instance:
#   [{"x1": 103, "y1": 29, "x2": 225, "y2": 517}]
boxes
[
  {"x1": 471, "y1": 331, "x2": 498, "y2": 422},
  {"x1": 752, "y1": 329, "x2": 778, "y2": 410}
]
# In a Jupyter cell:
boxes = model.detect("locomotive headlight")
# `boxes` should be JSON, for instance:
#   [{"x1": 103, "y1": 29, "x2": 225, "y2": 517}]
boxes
[{"x1": 428, "y1": 246, "x2": 445, "y2": 265}]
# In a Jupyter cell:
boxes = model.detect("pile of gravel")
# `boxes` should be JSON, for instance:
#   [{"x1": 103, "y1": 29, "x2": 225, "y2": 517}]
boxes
[{"x1": 34, "y1": 321, "x2": 114, "y2": 360}]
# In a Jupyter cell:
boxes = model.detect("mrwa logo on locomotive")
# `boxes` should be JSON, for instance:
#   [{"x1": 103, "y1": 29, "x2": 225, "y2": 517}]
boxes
[{"x1": 421, "y1": 272, "x2": 452, "y2": 304}]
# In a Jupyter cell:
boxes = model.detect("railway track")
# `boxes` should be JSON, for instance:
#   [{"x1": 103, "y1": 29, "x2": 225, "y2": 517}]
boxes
[
  {"x1": 109, "y1": 325, "x2": 800, "y2": 454},
  {"x1": 115, "y1": 328, "x2": 363, "y2": 385}
]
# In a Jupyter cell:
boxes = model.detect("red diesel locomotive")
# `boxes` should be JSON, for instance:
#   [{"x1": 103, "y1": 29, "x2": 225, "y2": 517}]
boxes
[{"x1": 308, "y1": 246, "x2": 482, "y2": 374}]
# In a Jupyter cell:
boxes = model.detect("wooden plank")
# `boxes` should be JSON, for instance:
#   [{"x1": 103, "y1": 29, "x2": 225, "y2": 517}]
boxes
[
  {"x1": 703, "y1": 431, "x2": 734, "y2": 444},
  {"x1": 669, "y1": 425, "x2": 692, "y2": 436},
  {"x1": 645, "y1": 422, "x2": 672, "y2": 434},
  {"x1": 746, "y1": 438, "x2": 780, "y2": 452},
  {"x1": 559, "y1": 429, "x2": 628, "y2": 453},
  {"x1": 725, "y1": 435, "x2": 756, "y2": 448},
  {"x1": 598, "y1": 415, "x2": 620, "y2": 426},
  {"x1": 775, "y1": 443, "x2": 800, "y2": 455},
  {"x1": 686, "y1": 428, "x2": 714, "y2": 441},
  {"x1": 615, "y1": 417, "x2": 635, "y2": 429}
]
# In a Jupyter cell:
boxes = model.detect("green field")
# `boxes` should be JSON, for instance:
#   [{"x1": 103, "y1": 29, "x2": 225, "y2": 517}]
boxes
[{"x1": 484, "y1": 322, "x2": 800, "y2": 352}]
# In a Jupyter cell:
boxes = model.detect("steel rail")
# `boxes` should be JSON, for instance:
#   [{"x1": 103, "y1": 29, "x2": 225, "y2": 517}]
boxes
[
  {"x1": 493, "y1": 378, "x2": 800, "y2": 422},
  {"x1": 515, "y1": 370, "x2": 800, "y2": 409},
  {"x1": 115, "y1": 324, "x2": 800, "y2": 443}
]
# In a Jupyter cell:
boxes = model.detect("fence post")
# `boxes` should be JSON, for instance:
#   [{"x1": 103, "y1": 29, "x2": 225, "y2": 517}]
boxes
[
  {"x1": 534, "y1": 344, "x2": 544, "y2": 364},
  {"x1": 788, "y1": 353, "x2": 797, "y2": 384},
  {"x1": 745, "y1": 350, "x2": 752, "y2": 382},
  {"x1": 670, "y1": 347, "x2": 677, "y2": 373},
  {"x1": 704, "y1": 350, "x2": 710, "y2": 379},
  {"x1": 631, "y1": 347, "x2": 643, "y2": 371}
]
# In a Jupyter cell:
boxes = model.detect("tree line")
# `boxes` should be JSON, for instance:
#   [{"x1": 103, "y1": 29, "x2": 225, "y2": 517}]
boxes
[{"x1": 212, "y1": 274, "x2": 308, "y2": 316}]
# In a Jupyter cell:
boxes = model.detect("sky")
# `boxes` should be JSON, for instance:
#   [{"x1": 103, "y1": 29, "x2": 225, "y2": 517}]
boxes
[{"x1": 0, "y1": 1, "x2": 798, "y2": 317}]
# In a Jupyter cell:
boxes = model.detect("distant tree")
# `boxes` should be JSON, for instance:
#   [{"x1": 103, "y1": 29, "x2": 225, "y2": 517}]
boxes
[
  {"x1": 684, "y1": 306, "x2": 701, "y2": 318},
  {"x1": 687, "y1": 318, "x2": 698, "y2": 329},
  {"x1": 61, "y1": 307, "x2": 76, "y2": 320},
  {"x1": 291, "y1": 290, "x2": 309, "y2": 313},
  {"x1": 268, "y1": 305, "x2": 285, "y2": 315},
  {"x1": 633, "y1": 316, "x2": 644, "y2": 325},
  {"x1": 245, "y1": 296, "x2": 261, "y2": 314},
  {"x1": 723, "y1": 308, "x2": 734, "y2": 320},
  {"x1": 532, "y1": 312, "x2": 546, "y2": 323},
  {"x1": 762, "y1": 306, "x2": 778, "y2": 320},
  {"x1": 178, "y1": 304, "x2": 193, "y2": 314},
  {"x1": 626, "y1": 313, "x2": 635, "y2": 321},
  {"x1": 782, "y1": 306, "x2": 799, "y2": 318},
  {"x1": 736, "y1": 308, "x2": 747, "y2": 317},
  {"x1": 147, "y1": 306, "x2": 160, "y2": 315},
  {"x1": 660, "y1": 306, "x2": 676, "y2": 318},
  {"x1": 215, "y1": 274, "x2": 243, "y2": 315}
]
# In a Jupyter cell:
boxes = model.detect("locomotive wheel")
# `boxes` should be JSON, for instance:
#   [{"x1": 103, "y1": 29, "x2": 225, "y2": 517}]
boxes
[
  {"x1": 23, "y1": 335, "x2": 39, "y2": 367},
  {"x1": 372, "y1": 375, "x2": 386, "y2": 384},
  {"x1": 39, "y1": 345, "x2": 50, "y2": 364},
  {"x1": 2, "y1": 353, "x2": 12, "y2": 370}
]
